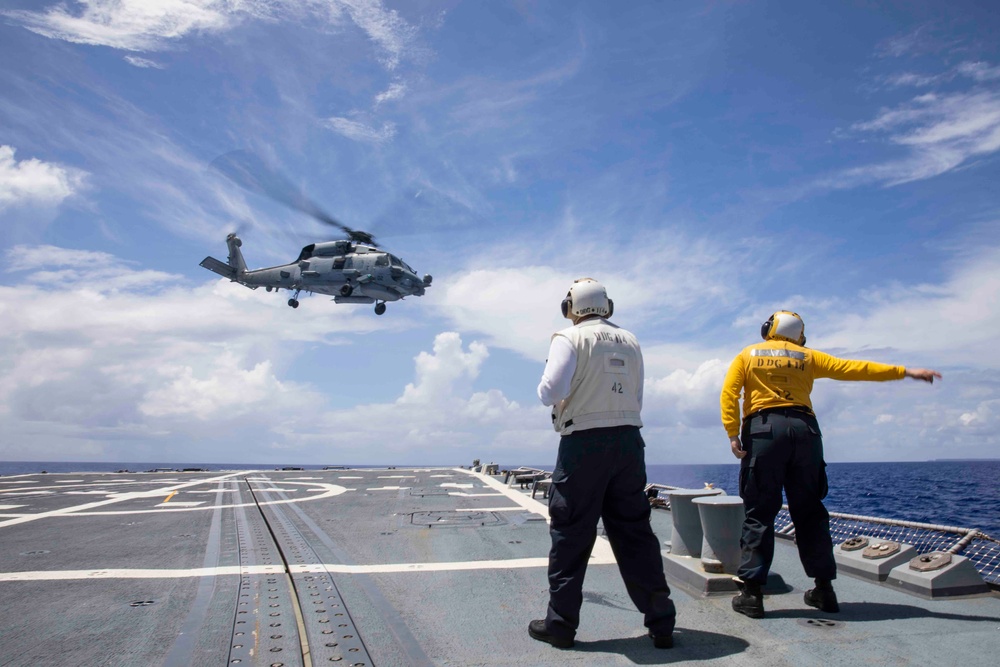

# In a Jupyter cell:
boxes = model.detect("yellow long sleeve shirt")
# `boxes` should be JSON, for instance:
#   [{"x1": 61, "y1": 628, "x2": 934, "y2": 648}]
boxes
[{"x1": 720, "y1": 340, "x2": 905, "y2": 437}]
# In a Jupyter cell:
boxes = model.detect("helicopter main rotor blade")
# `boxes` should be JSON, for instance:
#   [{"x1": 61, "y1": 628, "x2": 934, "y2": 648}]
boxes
[{"x1": 210, "y1": 150, "x2": 377, "y2": 245}]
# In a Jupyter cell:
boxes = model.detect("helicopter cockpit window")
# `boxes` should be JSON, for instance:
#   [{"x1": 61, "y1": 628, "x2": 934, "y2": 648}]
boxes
[
  {"x1": 375, "y1": 254, "x2": 389, "y2": 267},
  {"x1": 389, "y1": 255, "x2": 415, "y2": 272}
]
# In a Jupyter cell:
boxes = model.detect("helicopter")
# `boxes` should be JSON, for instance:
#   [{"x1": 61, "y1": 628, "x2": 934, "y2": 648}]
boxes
[
  {"x1": 199, "y1": 151, "x2": 432, "y2": 315},
  {"x1": 200, "y1": 232, "x2": 432, "y2": 315}
]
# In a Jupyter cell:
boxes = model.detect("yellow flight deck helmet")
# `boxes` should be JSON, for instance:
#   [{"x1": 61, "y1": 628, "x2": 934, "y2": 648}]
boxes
[{"x1": 761, "y1": 310, "x2": 806, "y2": 346}]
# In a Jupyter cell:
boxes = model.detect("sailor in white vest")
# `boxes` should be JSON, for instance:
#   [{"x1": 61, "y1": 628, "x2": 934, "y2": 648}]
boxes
[{"x1": 529, "y1": 278, "x2": 676, "y2": 650}]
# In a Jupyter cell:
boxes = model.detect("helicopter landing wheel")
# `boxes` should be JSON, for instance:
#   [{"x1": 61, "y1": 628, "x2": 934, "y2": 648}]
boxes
[
  {"x1": 288, "y1": 298, "x2": 299, "y2": 308},
  {"x1": 374, "y1": 302, "x2": 386, "y2": 315},
  {"x1": 340, "y1": 284, "x2": 353, "y2": 297}
]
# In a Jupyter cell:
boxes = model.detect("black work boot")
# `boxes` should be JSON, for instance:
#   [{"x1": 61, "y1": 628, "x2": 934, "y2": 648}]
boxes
[
  {"x1": 731, "y1": 578, "x2": 764, "y2": 619},
  {"x1": 804, "y1": 579, "x2": 840, "y2": 613},
  {"x1": 528, "y1": 619, "x2": 574, "y2": 649}
]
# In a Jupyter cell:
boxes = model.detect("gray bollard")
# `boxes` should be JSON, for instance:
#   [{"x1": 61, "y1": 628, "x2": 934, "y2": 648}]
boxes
[
  {"x1": 666, "y1": 488, "x2": 724, "y2": 557},
  {"x1": 693, "y1": 496, "x2": 745, "y2": 574}
]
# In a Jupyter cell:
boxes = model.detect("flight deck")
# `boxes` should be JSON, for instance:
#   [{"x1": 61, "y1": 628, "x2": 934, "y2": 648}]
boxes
[{"x1": 0, "y1": 467, "x2": 997, "y2": 666}]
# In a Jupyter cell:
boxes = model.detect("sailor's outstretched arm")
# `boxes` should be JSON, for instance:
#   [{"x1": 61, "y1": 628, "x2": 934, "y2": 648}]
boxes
[{"x1": 904, "y1": 368, "x2": 942, "y2": 383}]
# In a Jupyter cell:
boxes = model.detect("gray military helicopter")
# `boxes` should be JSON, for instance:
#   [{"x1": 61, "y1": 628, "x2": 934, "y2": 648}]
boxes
[{"x1": 199, "y1": 151, "x2": 432, "y2": 315}]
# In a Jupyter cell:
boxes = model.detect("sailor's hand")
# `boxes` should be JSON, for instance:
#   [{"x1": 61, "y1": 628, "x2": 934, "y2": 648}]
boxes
[
  {"x1": 905, "y1": 368, "x2": 942, "y2": 384},
  {"x1": 730, "y1": 437, "x2": 747, "y2": 459}
]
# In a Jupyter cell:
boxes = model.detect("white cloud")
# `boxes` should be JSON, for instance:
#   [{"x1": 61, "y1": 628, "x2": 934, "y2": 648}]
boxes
[
  {"x1": 0, "y1": 146, "x2": 86, "y2": 209},
  {"x1": 399, "y1": 332, "x2": 489, "y2": 404},
  {"x1": 0, "y1": 244, "x2": 550, "y2": 465},
  {"x1": 4, "y1": 1, "x2": 418, "y2": 70},
  {"x1": 336, "y1": 1, "x2": 416, "y2": 71},
  {"x1": 322, "y1": 117, "x2": 397, "y2": 144},
  {"x1": 140, "y1": 353, "x2": 293, "y2": 420},
  {"x1": 374, "y1": 81, "x2": 407, "y2": 107},
  {"x1": 434, "y1": 229, "x2": 743, "y2": 361},
  {"x1": 645, "y1": 359, "x2": 728, "y2": 430},
  {"x1": 3, "y1": 236, "x2": 999, "y2": 465},
  {"x1": 831, "y1": 89, "x2": 1000, "y2": 187},
  {"x1": 124, "y1": 55, "x2": 164, "y2": 69},
  {"x1": 3, "y1": 0, "x2": 235, "y2": 51},
  {"x1": 957, "y1": 61, "x2": 1000, "y2": 83},
  {"x1": 816, "y1": 245, "x2": 1000, "y2": 368}
]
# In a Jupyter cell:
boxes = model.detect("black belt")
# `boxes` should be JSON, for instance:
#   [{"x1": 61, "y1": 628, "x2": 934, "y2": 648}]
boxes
[{"x1": 745, "y1": 406, "x2": 814, "y2": 423}]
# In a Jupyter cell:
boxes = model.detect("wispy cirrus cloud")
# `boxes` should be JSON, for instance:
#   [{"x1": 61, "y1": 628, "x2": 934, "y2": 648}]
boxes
[
  {"x1": 322, "y1": 116, "x2": 397, "y2": 144},
  {"x1": 826, "y1": 86, "x2": 1000, "y2": 188},
  {"x1": 2, "y1": 0, "x2": 234, "y2": 51},
  {"x1": 3, "y1": 1, "x2": 418, "y2": 71},
  {"x1": 0, "y1": 145, "x2": 86, "y2": 209},
  {"x1": 124, "y1": 55, "x2": 164, "y2": 69}
]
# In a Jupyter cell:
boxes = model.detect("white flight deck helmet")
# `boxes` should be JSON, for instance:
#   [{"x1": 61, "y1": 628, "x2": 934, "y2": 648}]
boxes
[
  {"x1": 761, "y1": 310, "x2": 806, "y2": 346},
  {"x1": 561, "y1": 278, "x2": 614, "y2": 319}
]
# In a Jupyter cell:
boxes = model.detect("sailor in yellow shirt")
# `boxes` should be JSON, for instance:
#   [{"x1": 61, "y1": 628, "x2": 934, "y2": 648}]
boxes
[{"x1": 719, "y1": 310, "x2": 940, "y2": 619}]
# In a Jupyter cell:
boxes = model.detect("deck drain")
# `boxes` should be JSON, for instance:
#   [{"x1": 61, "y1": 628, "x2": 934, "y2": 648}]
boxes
[
  {"x1": 797, "y1": 618, "x2": 840, "y2": 629},
  {"x1": 19, "y1": 550, "x2": 50, "y2": 556},
  {"x1": 129, "y1": 600, "x2": 156, "y2": 607}
]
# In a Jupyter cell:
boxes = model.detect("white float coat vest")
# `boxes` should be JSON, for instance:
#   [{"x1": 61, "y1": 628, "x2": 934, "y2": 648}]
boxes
[{"x1": 551, "y1": 319, "x2": 643, "y2": 435}]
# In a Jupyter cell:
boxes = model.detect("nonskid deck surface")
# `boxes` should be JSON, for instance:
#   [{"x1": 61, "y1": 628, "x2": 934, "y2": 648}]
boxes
[{"x1": 0, "y1": 467, "x2": 997, "y2": 666}]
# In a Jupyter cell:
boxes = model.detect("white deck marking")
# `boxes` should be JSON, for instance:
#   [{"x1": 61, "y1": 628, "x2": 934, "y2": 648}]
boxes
[
  {"x1": 155, "y1": 501, "x2": 205, "y2": 507},
  {"x1": 440, "y1": 482, "x2": 474, "y2": 489},
  {"x1": 2, "y1": 490, "x2": 54, "y2": 496},
  {"x1": 55, "y1": 480, "x2": 85, "y2": 483},
  {"x1": 455, "y1": 468, "x2": 617, "y2": 562},
  {"x1": 367, "y1": 486, "x2": 410, "y2": 491},
  {"x1": 454, "y1": 507, "x2": 536, "y2": 513},
  {"x1": 1, "y1": 481, "x2": 39, "y2": 484},
  {"x1": 0, "y1": 565, "x2": 282, "y2": 582},
  {"x1": 0, "y1": 553, "x2": 621, "y2": 582},
  {"x1": 251, "y1": 487, "x2": 298, "y2": 492},
  {"x1": 338, "y1": 476, "x2": 363, "y2": 479},
  {"x1": 63, "y1": 482, "x2": 347, "y2": 516},
  {"x1": 296, "y1": 555, "x2": 618, "y2": 574},
  {"x1": 0, "y1": 472, "x2": 246, "y2": 528},
  {"x1": 0, "y1": 505, "x2": 25, "y2": 510},
  {"x1": 430, "y1": 474, "x2": 454, "y2": 478},
  {"x1": 448, "y1": 492, "x2": 505, "y2": 497},
  {"x1": 378, "y1": 475, "x2": 414, "y2": 479}
]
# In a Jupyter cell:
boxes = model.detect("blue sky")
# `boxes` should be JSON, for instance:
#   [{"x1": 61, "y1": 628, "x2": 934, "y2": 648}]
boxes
[{"x1": 1, "y1": 1, "x2": 998, "y2": 466}]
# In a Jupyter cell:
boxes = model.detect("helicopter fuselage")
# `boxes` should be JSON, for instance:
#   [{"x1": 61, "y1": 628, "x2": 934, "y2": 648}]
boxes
[{"x1": 200, "y1": 234, "x2": 431, "y2": 314}]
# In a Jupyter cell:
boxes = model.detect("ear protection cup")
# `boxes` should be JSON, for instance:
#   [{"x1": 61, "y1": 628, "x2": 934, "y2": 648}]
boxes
[
  {"x1": 607, "y1": 299, "x2": 614, "y2": 318},
  {"x1": 761, "y1": 315, "x2": 774, "y2": 341},
  {"x1": 561, "y1": 296, "x2": 572, "y2": 319}
]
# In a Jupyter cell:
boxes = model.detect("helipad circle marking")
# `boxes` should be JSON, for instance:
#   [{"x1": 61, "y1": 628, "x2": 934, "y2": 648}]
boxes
[{"x1": 66, "y1": 481, "x2": 347, "y2": 516}]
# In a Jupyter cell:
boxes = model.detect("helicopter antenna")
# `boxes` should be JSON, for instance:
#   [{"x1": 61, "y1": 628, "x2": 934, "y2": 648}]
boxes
[{"x1": 210, "y1": 150, "x2": 378, "y2": 246}]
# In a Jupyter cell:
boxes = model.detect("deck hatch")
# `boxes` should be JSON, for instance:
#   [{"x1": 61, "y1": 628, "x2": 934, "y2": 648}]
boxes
[
  {"x1": 408, "y1": 511, "x2": 508, "y2": 527},
  {"x1": 408, "y1": 487, "x2": 451, "y2": 497}
]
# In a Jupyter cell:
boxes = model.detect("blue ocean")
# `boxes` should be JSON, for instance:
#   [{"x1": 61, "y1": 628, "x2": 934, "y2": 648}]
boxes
[{"x1": 2, "y1": 459, "x2": 997, "y2": 538}]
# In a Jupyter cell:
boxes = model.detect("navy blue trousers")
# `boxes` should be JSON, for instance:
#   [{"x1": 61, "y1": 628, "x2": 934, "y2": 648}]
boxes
[
  {"x1": 545, "y1": 426, "x2": 676, "y2": 639},
  {"x1": 737, "y1": 409, "x2": 836, "y2": 584}
]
